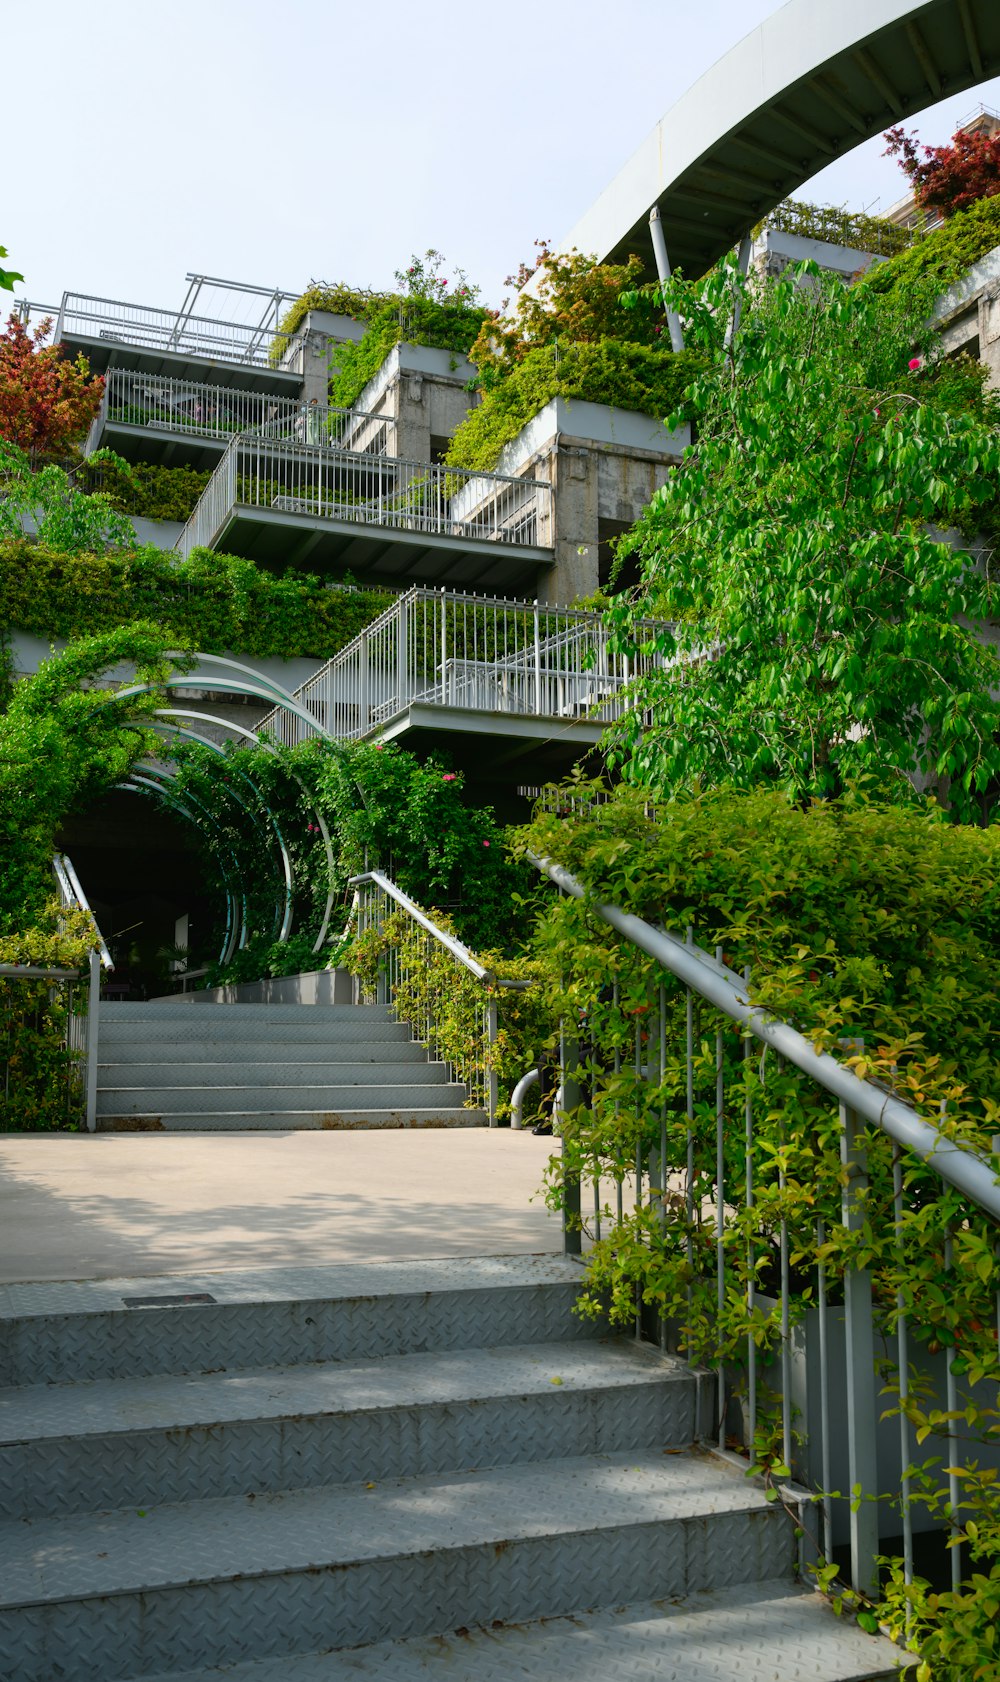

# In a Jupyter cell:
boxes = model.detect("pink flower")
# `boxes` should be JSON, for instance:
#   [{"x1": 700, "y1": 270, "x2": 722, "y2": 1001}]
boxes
[
  {"x1": 374, "y1": 744, "x2": 384, "y2": 751},
  {"x1": 482, "y1": 840, "x2": 490, "y2": 848},
  {"x1": 908, "y1": 357, "x2": 922, "y2": 371},
  {"x1": 442, "y1": 773, "x2": 457, "y2": 782}
]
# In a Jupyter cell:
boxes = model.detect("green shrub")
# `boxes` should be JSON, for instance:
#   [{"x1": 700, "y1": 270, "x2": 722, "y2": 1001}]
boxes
[
  {"x1": 77, "y1": 459, "x2": 213, "y2": 522},
  {"x1": 269, "y1": 282, "x2": 394, "y2": 367},
  {"x1": 447, "y1": 340, "x2": 705, "y2": 471},
  {"x1": 0, "y1": 904, "x2": 99, "y2": 1132},
  {"x1": 0, "y1": 538, "x2": 394, "y2": 659},
  {"x1": 861, "y1": 193, "x2": 1000, "y2": 298},
  {"x1": 330, "y1": 296, "x2": 490, "y2": 414}
]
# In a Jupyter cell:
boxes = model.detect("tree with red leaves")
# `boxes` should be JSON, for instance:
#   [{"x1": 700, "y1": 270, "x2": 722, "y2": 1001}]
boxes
[
  {"x1": 883, "y1": 123, "x2": 1000, "y2": 220},
  {"x1": 0, "y1": 314, "x2": 103, "y2": 458}
]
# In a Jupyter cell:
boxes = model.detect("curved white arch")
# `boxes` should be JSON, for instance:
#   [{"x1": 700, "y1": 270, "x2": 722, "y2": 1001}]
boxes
[{"x1": 543, "y1": 0, "x2": 1000, "y2": 281}]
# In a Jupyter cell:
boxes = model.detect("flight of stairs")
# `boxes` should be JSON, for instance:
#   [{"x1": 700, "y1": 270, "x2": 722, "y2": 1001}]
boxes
[
  {"x1": 95, "y1": 1001, "x2": 486, "y2": 1130},
  {"x1": 0, "y1": 1255, "x2": 908, "y2": 1680}
]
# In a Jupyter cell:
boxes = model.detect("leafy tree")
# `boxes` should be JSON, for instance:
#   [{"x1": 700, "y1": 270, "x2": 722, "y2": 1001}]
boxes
[
  {"x1": 0, "y1": 246, "x2": 22, "y2": 292},
  {"x1": 0, "y1": 626, "x2": 178, "y2": 933},
  {"x1": 0, "y1": 438, "x2": 135, "y2": 552},
  {"x1": 0, "y1": 313, "x2": 103, "y2": 457},
  {"x1": 884, "y1": 122, "x2": 1000, "y2": 220},
  {"x1": 605, "y1": 258, "x2": 1000, "y2": 820}
]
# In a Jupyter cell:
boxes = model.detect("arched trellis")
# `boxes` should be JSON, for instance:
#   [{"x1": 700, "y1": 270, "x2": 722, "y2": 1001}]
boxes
[
  {"x1": 123, "y1": 765, "x2": 248, "y2": 967},
  {"x1": 107, "y1": 655, "x2": 344, "y2": 963}
]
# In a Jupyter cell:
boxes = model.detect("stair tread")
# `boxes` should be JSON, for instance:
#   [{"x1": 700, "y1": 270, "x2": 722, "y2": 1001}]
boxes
[
  {"x1": 0, "y1": 1253, "x2": 586, "y2": 1322},
  {"x1": 95, "y1": 1109, "x2": 488, "y2": 1129},
  {"x1": 0, "y1": 1338, "x2": 686, "y2": 1444},
  {"x1": 125, "y1": 1582, "x2": 906, "y2": 1682},
  {"x1": 0, "y1": 1449, "x2": 772, "y2": 1608}
]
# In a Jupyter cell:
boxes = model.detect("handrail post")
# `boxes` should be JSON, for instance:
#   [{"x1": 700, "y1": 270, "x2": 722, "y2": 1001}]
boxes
[
  {"x1": 560, "y1": 1021, "x2": 583, "y2": 1256},
  {"x1": 840, "y1": 1097, "x2": 879, "y2": 1596},
  {"x1": 85, "y1": 947, "x2": 101, "y2": 1133},
  {"x1": 487, "y1": 996, "x2": 499, "y2": 1127}
]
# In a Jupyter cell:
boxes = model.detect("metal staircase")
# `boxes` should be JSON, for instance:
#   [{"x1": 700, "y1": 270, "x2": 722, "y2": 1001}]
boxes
[
  {"x1": 0, "y1": 1255, "x2": 906, "y2": 1680},
  {"x1": 95, "y1": 1001, "x2": 485, "y2": 1130}
]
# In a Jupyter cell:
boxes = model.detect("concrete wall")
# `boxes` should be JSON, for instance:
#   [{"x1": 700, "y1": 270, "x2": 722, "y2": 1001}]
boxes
[
  {"x1": 751, "y1": 227, "x2": 885, "y2": 280},
  {"x1": 165, "y1": 968, "x2": 355, "y2": 1005},
  {"x1": 280, "y1": 309, "x2": 366, "y2": 406},
  {"x1": 934, "y1": 244, "x2": 1000, "y2": 388},
  {"x1": 354, "y1": 343, "x2": 479, "y2": 463}
]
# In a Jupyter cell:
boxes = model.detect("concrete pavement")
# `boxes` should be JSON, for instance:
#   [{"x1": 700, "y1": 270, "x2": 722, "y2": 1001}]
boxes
[{"x1": 0, "y1": 1130, "x2": 560, "y2": 1284}]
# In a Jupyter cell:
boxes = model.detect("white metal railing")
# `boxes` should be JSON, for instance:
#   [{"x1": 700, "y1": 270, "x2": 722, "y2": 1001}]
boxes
[
  {"x1": 531, "y1": 847, "x2": 1000, "y2": 1606},
  {"x1": 347, "y1": 871, "x2": 531, "y2": 1123},
  {"x1": 175, "y1": 435, "x2": 552, "y2": 557},
  {"x1": 84, "y1": 370, "x2": 398, "y2": 459},
  {"x1": 55, "y1": 291, "x2": 286, "y2": 368},
  {"x1": 256, "y1": 586, "x2": 668, "y2": 746},
  {"x1": 1, "y1": 858, "x2": 112, "y2": 1131}
]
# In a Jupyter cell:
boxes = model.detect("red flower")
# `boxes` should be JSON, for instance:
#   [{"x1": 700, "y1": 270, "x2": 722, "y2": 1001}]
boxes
[{"x1": 908, "y1": 357, "x2": 922, "y2": 371}]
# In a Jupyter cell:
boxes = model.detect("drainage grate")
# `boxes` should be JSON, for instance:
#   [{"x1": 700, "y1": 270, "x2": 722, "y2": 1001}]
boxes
[{"x1": 122, "y1": 1293, "x2": 218, "y2": 1308}]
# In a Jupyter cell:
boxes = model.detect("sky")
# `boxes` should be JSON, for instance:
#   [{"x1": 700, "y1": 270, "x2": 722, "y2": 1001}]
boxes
[{"x1": 6, "y1": 0, "x2": 1000, "y2": 322}]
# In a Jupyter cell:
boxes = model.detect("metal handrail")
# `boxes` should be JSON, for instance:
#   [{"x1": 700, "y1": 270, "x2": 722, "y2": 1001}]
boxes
[
  {"x1": 256, "y1": 585, "x2": 666, "y2": 748},
  {"x1": 175, "y1": 434, "x2": 552, "y2": 558},
  {"x1": 531, "y1": 852, "x2": 1000, "y2": 1218},
  {"x1": 345, "y1": 871, "x2": 531, "y2": 1124},
  {"x1": 86, "y1": 369, "x2": 397, "y2": 457},
  {"x1": 528, "y1": 846, "x2": 1000, "y2": 1605},
  {"x1": 56, "y1": 290, "x2": 285, "y2": 367}
]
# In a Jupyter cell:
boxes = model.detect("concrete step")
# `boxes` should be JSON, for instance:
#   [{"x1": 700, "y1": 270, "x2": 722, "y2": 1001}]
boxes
[
  {"x1": 1, "y1": 1338, "x2": 699, "y2": 1519},
  {"x1": 95, "y1": 1108, "x2": 490, "y2": 1131},
  {"x1": 123, "y1": 1582, "x2": 908, "y2": 1682},
  {"x1": 101, "y1": 1004, "x2": 395, "y2": 1023},
  {"x1": 95, "y1": 1082, "x2": 468, "y2": 1115},
  {"x1": 0, "y1": 1257, "x2": 600, "y2": 1386},
  {"x1": 99, "y1": 1021, "x2": 413, "y2": 1046},
  {"x1": 96, "y1": 1061, "x2": 453, "y2": 1089},
  {"x1": 0, "y1": 1450, "x2": 794, "y2": 1682},
  {"x1": 98, "y1": 1038, "x2": 429, "y2": 1065}
]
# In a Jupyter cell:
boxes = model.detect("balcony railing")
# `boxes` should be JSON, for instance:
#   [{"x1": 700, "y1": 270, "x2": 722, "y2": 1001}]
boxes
[
  {"x1": 85, "y1": 370, "x2": 397, "y2": 458},
  {"x1": 255, "y1": 586, "x2": 667, "y2": 746},
  {"x1": 56, "y1": 292, "x2": 286, "y2": 368},
  {"x1": 175, "y1": 436, "x2": 552, "y2": 557}
]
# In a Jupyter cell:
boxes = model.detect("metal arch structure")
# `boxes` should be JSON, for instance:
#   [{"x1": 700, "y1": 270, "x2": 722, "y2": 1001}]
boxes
[
  {"x1": 155, "y1": 709, "x2": 340, "y2": 957},
  {"x1": 150, "y1": 720, "x2": 295, "y2": 946},
  {"x1": 544, "y1": 0, "x2": 1000, "y2": 284},
  {"x1": 124, "y1": 768, "x2": 247, "y2": 966}
]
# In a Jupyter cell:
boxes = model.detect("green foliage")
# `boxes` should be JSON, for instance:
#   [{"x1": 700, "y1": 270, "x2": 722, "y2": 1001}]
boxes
[
  {"x1": 1, "y1": 440, "x2": 135, "y2": 553},
  {"x1": 330, "y1": 293, "x2": 489, "y2": 413},
  {"x1": 0, "y1": 627, "x2": 176, "y2": 933},
  {"x1": 0, "y1": 247, "x2": 22, "y2": 292},
  {"x1": 0, "y1": 903, "x2": 98, "y2": 1132},
  {"x1": 162, "y1": 737, "x2": 534, "y2": 982},
  {"x1": 446, "y1": 339, "x2": 704, "y2": 471},
  {"x1": 517, "y1": 780, "x2": 1000, "y2": 1667},
  {"x1": 77, "y1": 457, "x2": 213, "y2": 522},
  {"x1": 757, "y1": 197, "x2": 914, "y2": 257},
  {"x1": 346, "y1": 909, "x2": 550, "y2": 1117},
  {"x1": 861, "y1": 192, "x2": 1000, "y2": 298},
  {"x1": 606, "y1": 256, "x2": 1000, "y2": 817},
  {"x1": 269, "y1": 281, "x2": 394, "y2": 367},
  {"x1": 0, "y1": 537, "x2": 394, "y2": 658}
]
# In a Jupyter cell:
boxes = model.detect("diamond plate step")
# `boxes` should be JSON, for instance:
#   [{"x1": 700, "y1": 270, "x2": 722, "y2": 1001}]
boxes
[
  {"x1": 99, "y1": 1039, "x2": 430, "y2": 1065},
  {"x1": 96, "y1": 1081, "x2": 466, "y2": 1115},
  {"x1": 101, "y1": 1005, "x2": 396, "y2": 1023},
  {"x1": 98, "y1": 1022, "x2": 413, "y2": 1046},
  {"x1": 1, "y1": 1339, "x2": 701, "y2": 1519},
  {"x1": 0, "y1": 1451, "x2": 794, "y2": 1682},
  {"x1": 97, "y1": 1061, "x2": 451, "y2": 1087},
  {"x1": 0, "y1": 1256, "x2": 601, "y2": 1385},
  {"x1": 124, "y1": 1581, "x2": 909, "y2": 1682},
  {"x1": 95, "y1": 1107, "x2": 488, "y2": 1131}
]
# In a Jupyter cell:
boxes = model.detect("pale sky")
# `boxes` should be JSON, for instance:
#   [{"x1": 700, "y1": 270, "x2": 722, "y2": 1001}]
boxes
[{"x1": 6, "y1": 0, "x2": 1000, "y2": 320}]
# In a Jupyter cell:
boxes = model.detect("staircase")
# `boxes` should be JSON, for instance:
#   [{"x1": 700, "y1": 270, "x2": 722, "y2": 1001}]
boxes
[
  {"x1": 95, "y1": 1001, "x2": 486, "y2": 1130},
  {"x1": 0, "y1": 1255, "x2": 907, "y2": 1680}
]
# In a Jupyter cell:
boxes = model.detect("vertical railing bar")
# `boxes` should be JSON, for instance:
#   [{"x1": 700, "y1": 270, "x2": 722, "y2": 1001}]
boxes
[
  {"x1": 943, "y1": 1227, "x2": 962, "y2": 1593},
  {"x1": 816, "y1": 1216, "x2": 833, "y2": 1562},
  {"x1": 779, "y1": 1108, "x2": 793, "y2": 1474},
  {"x1": 891, "y1": 1146, "x2": 914, "y2": 1602},
  {"x1": 743, "y1": 979, "x2": 757, "y2": 1468},
  {"x1": 715, "y1": 947, "x2": 726, "y2": 1448},
  {"x1": 634, "y1": 1011, "x2": 643, "y2": 1340},
  {"x1": 685, "y1": 927, "x2": 695, "y2": 1365},
  {"x1": 659, "y1": 980, "x2": 667, "y2": 1352}
]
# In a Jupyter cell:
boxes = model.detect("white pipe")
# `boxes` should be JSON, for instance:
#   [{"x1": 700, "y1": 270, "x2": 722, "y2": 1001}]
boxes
[{"x1": 511, "y1": 1067, "x2": 539, "y2": 1131}]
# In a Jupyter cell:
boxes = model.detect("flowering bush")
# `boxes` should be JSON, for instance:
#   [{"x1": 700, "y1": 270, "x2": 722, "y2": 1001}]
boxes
[
  {"x1": 0, "y1": 314, "x2": 103, "y2": 457},
  {"x1": 884, "y1": 122, "x2": 1000, "y2": 219}
]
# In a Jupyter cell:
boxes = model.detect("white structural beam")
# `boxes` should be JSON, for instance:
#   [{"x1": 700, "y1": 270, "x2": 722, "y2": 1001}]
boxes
[{"x1": 534, "y1": 0, "x2": 1000, "y2": 284}]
